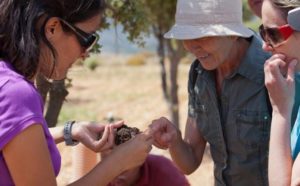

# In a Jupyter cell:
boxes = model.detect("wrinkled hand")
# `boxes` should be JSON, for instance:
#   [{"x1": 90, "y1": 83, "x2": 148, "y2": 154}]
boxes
[
  {"x1": 72, "y1": 121, "x2": 124, "y2": 152},
  {"x1": 111, "y1": 129, "x2": 153, "y2": 171},
  {"x1": 149, "y1": 117, "x2": 179, "y2": 149},
  {"x1": 264, "y1": 54, "x2": 298, "y2": 114}
]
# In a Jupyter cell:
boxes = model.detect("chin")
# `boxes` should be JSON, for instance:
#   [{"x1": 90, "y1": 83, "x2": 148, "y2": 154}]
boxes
[{"x1": 200, "y1": 62, "x2": 217, "y2": 71}]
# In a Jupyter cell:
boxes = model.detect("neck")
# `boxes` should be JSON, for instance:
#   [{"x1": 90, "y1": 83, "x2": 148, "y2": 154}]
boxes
[
  {"x1": 215, "y1": 38, "x2": 250, "y2": 95},
  {"x1": 216, "y1": 38, "x2": 250, "y2": 79}
]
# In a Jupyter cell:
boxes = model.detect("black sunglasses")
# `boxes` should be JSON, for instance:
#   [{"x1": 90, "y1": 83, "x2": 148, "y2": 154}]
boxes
[{"x1": 59, "y1": 18, "x2": 98, "y2": 52}]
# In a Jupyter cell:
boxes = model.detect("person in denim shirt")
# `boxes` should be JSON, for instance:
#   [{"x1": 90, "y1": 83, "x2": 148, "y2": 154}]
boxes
[{"x1": 149, "y1": 0, "x2": 272, "y2": 185}]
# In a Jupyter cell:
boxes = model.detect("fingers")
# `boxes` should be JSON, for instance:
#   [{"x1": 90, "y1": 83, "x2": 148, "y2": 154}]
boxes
[
  {"x1": 268, "y1": 53, "x2": 286, "y2": 61},
  {"x1": 149, "y1": 117, "x2": 170, "y2": 133},
  {"x1": 87, "y1": 122, "x2": 106, "y2": 133},
  {"x1": 133, "y1": 133, "x2": 153, "y2": 153},
  {"x1": 265, "y1": 55, "x2": 298, "y2": 86},
  {"x1": 142, "y1": 128, "x2": 155, "y2": 140},
  {"x1": 152, "y1": 140, "x2": 168, "y2": 149},
  {"x1": 265, "y1": 57, "x2": 286, "y2": 76},
  {"x1": 106, "y1": 125, "x2": 115, "y2": 148},
  {"x1": 147, "y1": 117, "x2": 178, "y2": 149},
  {"x1": 111, "y1": 120, "x2": 124, "y2": 129},
  {"x1": 264, "y1": 55, "x2": 288, "y2": 89},
  {"x1": 93, "y1": 125, "x2": 111, "y2": 151},
  {"x1": 287, "y1": 59, "x2": 298, "y2": 83}
]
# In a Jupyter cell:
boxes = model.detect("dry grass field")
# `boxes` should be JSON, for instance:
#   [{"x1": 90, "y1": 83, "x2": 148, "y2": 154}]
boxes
[{"x1": 55, "y1": 53, "x2": 213, "y2": 186}]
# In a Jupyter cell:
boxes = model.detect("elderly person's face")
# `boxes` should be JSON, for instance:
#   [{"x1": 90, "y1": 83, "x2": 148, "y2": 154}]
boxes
[{"x1": 183, "y1": 36, "x2": 238, "y2": 70}]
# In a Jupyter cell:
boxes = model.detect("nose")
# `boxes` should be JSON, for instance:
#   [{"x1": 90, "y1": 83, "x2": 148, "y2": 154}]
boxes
[{"x1": 262, "y1": 41, "x2": 274, "y2": 52}]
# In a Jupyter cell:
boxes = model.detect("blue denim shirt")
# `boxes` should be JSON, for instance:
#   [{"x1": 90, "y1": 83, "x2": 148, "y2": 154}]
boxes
[{"x1": 188, "y1": 34, "x2": 271, "y2": 186}]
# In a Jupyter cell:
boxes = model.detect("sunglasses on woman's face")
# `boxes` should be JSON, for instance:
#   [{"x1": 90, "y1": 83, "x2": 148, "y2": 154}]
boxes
[
  {"x1": 59, "y1": 18, "x2": 98, "y2": 52},
  {"x1": 259, "y1": 24, "x2": 294, "y2": 48}
]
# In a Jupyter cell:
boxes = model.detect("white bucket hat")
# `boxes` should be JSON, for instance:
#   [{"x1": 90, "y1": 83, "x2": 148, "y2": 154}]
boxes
[{"x1": 164, "y1": 0, "x2": 254, "y2": 40}]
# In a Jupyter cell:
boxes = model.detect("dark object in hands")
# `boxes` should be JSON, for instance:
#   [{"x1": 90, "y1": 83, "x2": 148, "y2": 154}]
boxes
[{"x1": 115, "y1": 125, "x2": 140, "y2": 145}]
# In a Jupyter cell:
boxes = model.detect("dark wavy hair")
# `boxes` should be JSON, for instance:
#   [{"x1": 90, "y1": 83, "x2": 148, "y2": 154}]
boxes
[{"x1": 0, "y1": 0, "x2": 105, "y2": 79}]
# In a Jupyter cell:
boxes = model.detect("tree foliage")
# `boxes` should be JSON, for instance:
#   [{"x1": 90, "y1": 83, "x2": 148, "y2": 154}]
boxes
[
  {"x1": 242, "y1": 0, "x2": 255, "y2": 22},
  {"x1": 105, "y1": 0, "x2": 151, "y2": 45}
]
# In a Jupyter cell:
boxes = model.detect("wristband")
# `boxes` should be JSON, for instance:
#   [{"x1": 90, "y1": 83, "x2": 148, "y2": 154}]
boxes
[{"x1": 63, "y1": 121, "x2": 79, "y2": 146}]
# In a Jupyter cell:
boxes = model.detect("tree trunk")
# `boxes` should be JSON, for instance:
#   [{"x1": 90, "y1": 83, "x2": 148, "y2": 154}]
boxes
[
  {"x1": 166, "y1": 40, "x2": 184, "y2": 128},
  {"x1": 156, "y1": 33, "x2": 169, "y2": 100},
  {"x1": 36, "y1": 74, "x2": 51, "y2": 104},
  {"x1": 169, "y1": 57, "x2": 179, "y2": 128},
  {"x1": 45, "y1": 80, "x2": 69, "y2": 127}
]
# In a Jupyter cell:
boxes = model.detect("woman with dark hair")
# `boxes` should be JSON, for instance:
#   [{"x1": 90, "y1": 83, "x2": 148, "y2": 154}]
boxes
[
  {"x1": 0, "y1": 0, "x2": 153, "y2": 185},
  {"x1": 260, "y1": 0, "x2": 300, "y2": 185}
]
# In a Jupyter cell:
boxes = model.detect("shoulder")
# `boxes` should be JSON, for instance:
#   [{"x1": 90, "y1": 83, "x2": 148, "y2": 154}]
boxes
[
  {"x1": 0, "y1": 62, "x2": 45, "y2": 150},
  {"x1": 0, "y1": 72, "x2": 43, "y2": 122},
  {"x1": 188, "y1": 59, "x2": 200, "y2": 77},
  {"x1": 146, "y1": 155, "x2": 189, "y2": 185},
  {"x1": 147, "y1": 154, "x2": 179, "y2": 172},
  {"x1": 1, "y1": 76, "x2": 41, "y2": 107},
  {"x1": 247, "y1": 34, "x2": 271, "y2": 62},
  {"x1": 187, "y1": 60, "x2": 201, "y2": 91}
]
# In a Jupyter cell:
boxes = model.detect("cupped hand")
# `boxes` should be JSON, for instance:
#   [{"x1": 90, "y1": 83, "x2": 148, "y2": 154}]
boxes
[
  {"x1": 111, "y1": 128, "x2": 153, "y2": 171},
  {"x1": 264, "y1": 54, "x2": 298, "y2": 114},
  {"x1": 72, "y1": 121, "x2": 124, "y2": 152},
  {"x1": 149, "y1": 117, "x2": 179, "y2": 149}
]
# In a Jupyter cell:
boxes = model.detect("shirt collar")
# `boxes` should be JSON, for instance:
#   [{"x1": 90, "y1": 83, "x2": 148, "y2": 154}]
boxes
[{"x1": 235, "y1": 34, "x2": 271, "y2": 85}]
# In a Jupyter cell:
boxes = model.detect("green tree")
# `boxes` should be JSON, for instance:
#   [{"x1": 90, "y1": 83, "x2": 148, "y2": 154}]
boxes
[
  {"x1": 242, "y1": 0, "x2": 254, "y2": 22},
  {"x1": 143, "y1": 0, "x2": 184, "y2": 127}
]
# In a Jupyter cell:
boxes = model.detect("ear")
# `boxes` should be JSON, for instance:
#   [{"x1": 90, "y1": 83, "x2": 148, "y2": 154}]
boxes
[{"x1": 44, "y1": 17, "x2": 63, "y2": 40}]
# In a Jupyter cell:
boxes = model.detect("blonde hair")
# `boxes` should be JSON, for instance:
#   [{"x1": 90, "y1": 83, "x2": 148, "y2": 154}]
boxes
[{"x1": 271, "y1": 0, "x2": 300, "y2": 18}]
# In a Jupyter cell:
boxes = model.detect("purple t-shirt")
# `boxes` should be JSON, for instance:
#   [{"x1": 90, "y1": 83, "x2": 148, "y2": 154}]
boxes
[{"x1": 0, "y1": 61, "x2": 61, "y2": 185}]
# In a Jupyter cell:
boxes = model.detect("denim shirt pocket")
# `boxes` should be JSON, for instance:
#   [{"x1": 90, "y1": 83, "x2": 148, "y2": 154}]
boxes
[{"x1": 236, "y1": 111, "x2": 271, "y2": 150}]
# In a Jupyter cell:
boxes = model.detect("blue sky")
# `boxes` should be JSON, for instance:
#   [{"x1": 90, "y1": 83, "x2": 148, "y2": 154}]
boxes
[{"x1": 99, "y1": 23, "x2": 158, "y2": 54}]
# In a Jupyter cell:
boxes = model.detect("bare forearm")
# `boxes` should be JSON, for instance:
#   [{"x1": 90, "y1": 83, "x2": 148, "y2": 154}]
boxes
[
  {"x1": 292, "y1": 154, "x2": 300, "y2": 186},
  {"x1": 49, "y1": 126, "x2": 64, "y2": 144},
  {"x1": 69, "y1": 151, "x2": 125, "y2": 186},
  {"x1": 169, "y1": 141, "x2": 202, "y2": 174},
  {"x1": 269, "y1": 111, "x2": 293, "y2": 186},
  {"x1": 169, "y1": 131, "x2": 205, "y2": 175}
]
